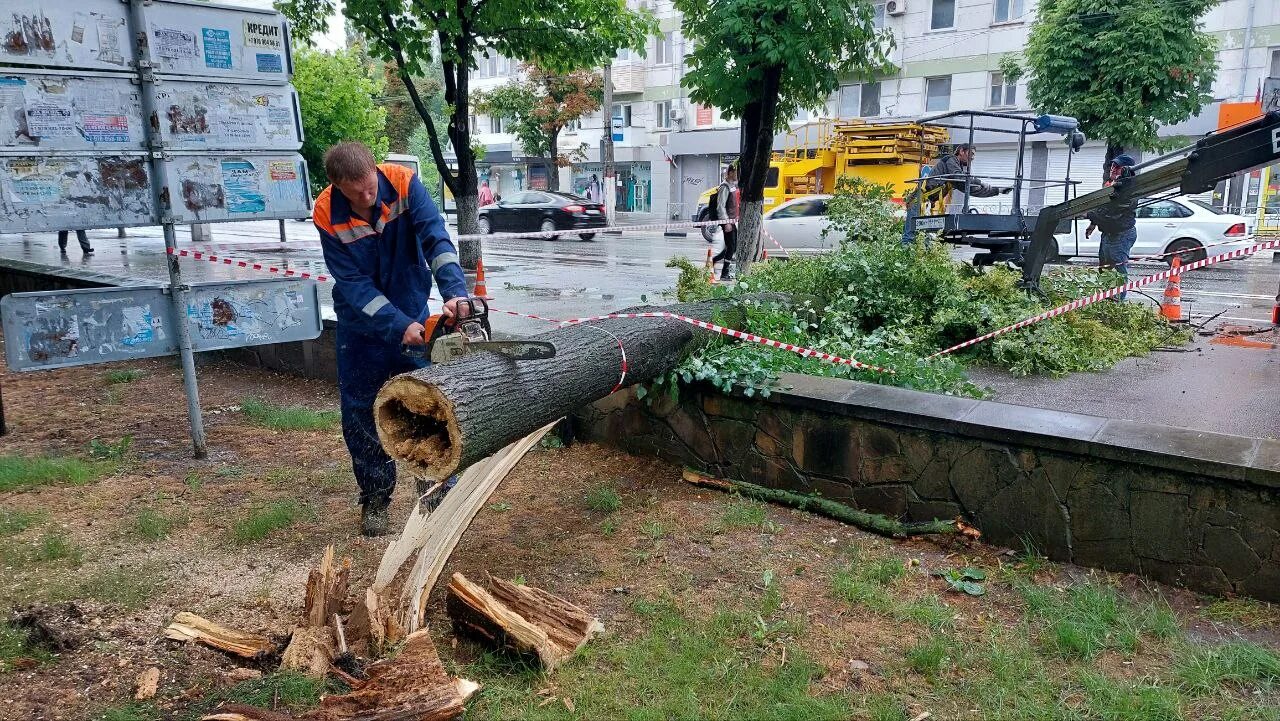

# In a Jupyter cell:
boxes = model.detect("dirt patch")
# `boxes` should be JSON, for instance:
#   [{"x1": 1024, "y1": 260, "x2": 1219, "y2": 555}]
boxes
[{"x1": 0, "y1": 334, "x2": 1276, "y2": 720}]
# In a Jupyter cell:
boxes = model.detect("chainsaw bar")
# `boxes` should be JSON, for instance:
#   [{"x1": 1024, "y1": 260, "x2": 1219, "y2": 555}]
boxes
[{"x1": 462, "y1": 340, "x2": 557, "y2": 361}]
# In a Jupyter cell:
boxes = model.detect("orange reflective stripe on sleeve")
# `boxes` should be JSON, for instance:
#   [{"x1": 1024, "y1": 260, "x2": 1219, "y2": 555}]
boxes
[{"x1": 313, "y1": 187, "x2": 336, "y2": 235}]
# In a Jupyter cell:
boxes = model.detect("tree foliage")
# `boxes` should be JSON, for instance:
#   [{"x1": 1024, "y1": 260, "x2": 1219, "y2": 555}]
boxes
[
  {"x1": 292, "y1": 48, "x2": 389, "y2": 193},
  {"x1": 383, "y1": 64, "x2": 446, "y2": 155},
  {"x1": 676, "y1": 0, "x2": 893, "y2": 275},
  {"x1": 1025, "y1": 0, "x2": 1218, "y2": 164},
  {"x1": 476, "y1": 65, "x2": 601, "y2": 190},
  {"x1": 340, "y1": 0, "x2": 653, "y2": 234},
  {"x1": 274, "y1": 0, "x2": 331, "y2": 47}
]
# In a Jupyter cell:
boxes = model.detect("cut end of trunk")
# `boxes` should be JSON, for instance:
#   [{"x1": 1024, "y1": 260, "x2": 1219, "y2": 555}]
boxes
[{"x1": 374, "y1": 378, "x2": 460, "y2": 480}]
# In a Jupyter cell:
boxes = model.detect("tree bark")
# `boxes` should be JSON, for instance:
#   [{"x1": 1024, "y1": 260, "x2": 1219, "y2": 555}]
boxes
[
  {"x1": 373, "y1": 296, "x2": 782, "y2": 480},
  {"x1": 734, "y1": 64, "x2": 784, "y2": 277},
  {"x1": 547, "y1": 127, "x2": 561, "y2": 192}
]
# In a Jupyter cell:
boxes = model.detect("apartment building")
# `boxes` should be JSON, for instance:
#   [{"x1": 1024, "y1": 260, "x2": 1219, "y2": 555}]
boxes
[{"x1": 469, "y1": 0, "x2": 1280, "y2": 217}]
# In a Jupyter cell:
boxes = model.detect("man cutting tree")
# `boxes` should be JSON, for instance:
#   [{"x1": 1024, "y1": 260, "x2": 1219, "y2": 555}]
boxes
[{"x1": 314, "y1": 142, "x2": 470, "y2": 536}]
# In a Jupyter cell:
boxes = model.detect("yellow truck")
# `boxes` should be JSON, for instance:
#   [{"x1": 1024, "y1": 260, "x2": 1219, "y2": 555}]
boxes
[{"x1": 694, "y1": 119, "x2": 950, "y2": 238}]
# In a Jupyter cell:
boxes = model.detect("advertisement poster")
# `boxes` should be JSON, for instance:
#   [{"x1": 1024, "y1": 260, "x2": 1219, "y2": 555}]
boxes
[
  {"x1": 243, "y1": 20, "x2": 283, "y2": 51},
  {"x1": 202, "y1": 28, "x2": 232, "y2": 70},
  {"x1": 10, "y1": 174, "x2": 61, "y2": 204},
  {"x1": 82, "y1": 114, "x2": 130, "y2": 143},
  {"x1": 25, "y1": 101, "x2": 74, "y2": 138},
  {"x1": 95, "y1": 15, "x2": 126, "y2": 65},
  {"x1": 268, "y1": 160, "x2": 297, "y2": 181},
  {"x1": 221, "y1": 159, "x2": 265, "y2": 213},
  {"x1": 255, "y1": 53, "x2": 283, "y2": 74},
  {"x1": 155, "y1": 28, "x2": 197, "y2": 59},
  {"x1": 695, "y1": 105, "x2": 713, "y2": 127}
]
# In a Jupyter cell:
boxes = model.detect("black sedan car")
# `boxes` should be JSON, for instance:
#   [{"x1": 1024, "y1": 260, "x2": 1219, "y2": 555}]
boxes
[{"x1": 476, "y1": 190, "x2": 607, "y2": 240}]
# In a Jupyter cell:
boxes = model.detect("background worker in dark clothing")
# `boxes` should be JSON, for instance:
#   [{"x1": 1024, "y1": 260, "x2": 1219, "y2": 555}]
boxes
[
  {"x1": 711, "y1": 166, "x2": 739, "y2": 279},
  {"x1": 1085, "y1": 154, "x2": 1138, "y2": 299},
  {"x1": 57, "y1": 229, "x2": 94, "y2": 256},
  {"x1": 901, "y1": 143, "x2": 1011, "y2": 245},
  {"x1": 314, "y1": 142, "x2": 470, "y2": 536}
]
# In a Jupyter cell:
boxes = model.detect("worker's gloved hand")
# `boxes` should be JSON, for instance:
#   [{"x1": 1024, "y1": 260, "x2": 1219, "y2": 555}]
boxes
[
  {"x1": 402, "y1": 321, "x2": 427, "y2": 346},
  {"x1": 1000, "y1": 187, "x2": 1014, "y2": 194},
  {"x1": 442, "y1": 297, "x2": 472, "y2": 321}
]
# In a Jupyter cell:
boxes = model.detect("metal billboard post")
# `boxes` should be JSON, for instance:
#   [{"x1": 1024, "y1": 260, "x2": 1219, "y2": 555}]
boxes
[{"x1": 162, "y1": 221, "x2": 208, "y2": 457}]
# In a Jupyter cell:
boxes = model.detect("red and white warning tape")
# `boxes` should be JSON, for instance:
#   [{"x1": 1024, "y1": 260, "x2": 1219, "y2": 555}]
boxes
[
  {"x1": 1072, "y1": 234, "x2": 1262, "y2": 273},
  {"x1": 492, "y1": 307, "x2": 894, "y2": 374},
  {"x1": 927, "y1": 237, "x2": 1280, "y2": 358},
  {"x1": 166, "y1": 247, "x2": 331, "y2": 283}
]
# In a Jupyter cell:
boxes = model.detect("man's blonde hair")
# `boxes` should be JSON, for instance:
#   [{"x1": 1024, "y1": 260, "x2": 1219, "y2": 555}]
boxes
[{"x1": 323, "y1": 142, "x2": 376, "y2": 184}]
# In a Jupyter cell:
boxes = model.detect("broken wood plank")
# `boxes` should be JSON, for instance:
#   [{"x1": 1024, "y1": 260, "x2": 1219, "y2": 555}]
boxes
[
  {"x1": 446, "y1": 572, "x2": 602, "y2": 672},
  {"x1": 681, "y1": 468, "x2": 959, "y2": 538},
  {"x1": 302, "y1": 545, "x2": 349, "y2": 628},
  {"x1": 164, "y1": 612, "x2": 276, "y2": 660},
  {"x1": 203, "y1": 632, "x2": 476, "y2": 721},
  {"x1": 134, "y1": 666, "x2": 160, "y2": 700}
]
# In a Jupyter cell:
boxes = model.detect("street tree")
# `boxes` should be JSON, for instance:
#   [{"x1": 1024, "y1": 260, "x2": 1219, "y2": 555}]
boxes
[
  {"x1": 292, "y1": 47, "x2": 389, "y2": 194},
  {"x1": 476, "y1": 65, "x2": 602, "y2": 192},
  {"x1": 338, "y1": 0, "x2": 653, "y2": 262},
  {"x1": 273, "y1": 0, "x2": 330, "y2": 47},
  {"x1": 677, "y1": 0, "x2": 892, "y2": 276},
  {"x1": 1024, "y1": 0, "x2": 1218, "y2": 178}
]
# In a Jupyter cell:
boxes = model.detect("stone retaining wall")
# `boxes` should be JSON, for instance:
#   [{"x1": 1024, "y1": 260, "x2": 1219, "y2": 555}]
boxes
[{"x1": 575, "y1": 373, "x2": 1280, "y2": 601}]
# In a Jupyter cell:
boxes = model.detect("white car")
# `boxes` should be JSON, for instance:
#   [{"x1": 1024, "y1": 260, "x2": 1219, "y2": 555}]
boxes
[
  {"x1": 760, "y1": 195, "x2": 836, "y2": 254},
  {"x1": 1054, "y1": 196, "x2": 1255, "y2": 264}
]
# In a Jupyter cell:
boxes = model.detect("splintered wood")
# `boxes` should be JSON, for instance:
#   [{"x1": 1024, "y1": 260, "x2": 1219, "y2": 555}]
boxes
[
  {"x1": 281, "y1": 545, "x2": 349, "y2": 676},
  {"x1": 202, "y1": 630, "x2": 478, "y2": 721},
  {"x1": 446, "y1": 573, "x2": 602, "y2": 671},
  {"x1": 164, "y1": 612, "x2": 276, "y2": 660}
]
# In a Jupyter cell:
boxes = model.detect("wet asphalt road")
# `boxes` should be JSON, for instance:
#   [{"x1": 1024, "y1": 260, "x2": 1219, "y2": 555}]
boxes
[{"x1": 1, "y1": 221, "x2": 1276, "y2": 437}]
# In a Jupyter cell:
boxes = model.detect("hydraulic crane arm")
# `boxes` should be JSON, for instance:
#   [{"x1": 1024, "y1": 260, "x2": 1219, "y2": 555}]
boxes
[{"x1": 1022, "y1": 111, "x2": 1280, "y2": 285}]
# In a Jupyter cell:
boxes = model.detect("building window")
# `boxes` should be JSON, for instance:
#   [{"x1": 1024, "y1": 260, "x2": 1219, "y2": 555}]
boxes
[
  {"x1": 931, "y1": 0, "x2": 955, "y2": 30},
  {"x1": 993, "y1": 0, "x2": 1024, "y2": 24},
  {"x1": 565, "y1": 118, "x2": 581, "y2": 133},
  {"x1": 612, "y1": 103, "x2": 633, "y2": 127},
  {"x1": 1271, "y1": 48, "x2": 1280, "y2": 77},
  {"x1": 838, "y1": 82, "x2": 881, "y2": 118},
  {"x1": 654, "y1": 32, "x2": 674, "y2": 65},
  {"x1": 617, "y1": 47, "x2": 634, "y2": 62},
  {"x1": 489, "y1": 115, "x2": 503, "y2": 134},
  {"x1": 872, "y1": 2, "x2": 886, "y2": 29},
  {"x1": 989, "y1": 72, "x2": 1017, "y2": 107},
  {"x1": 655, "y1": 100, "x2": 672, "y2": 129},
  {"x1": 925, "y1": 75, "x2": 951, "y2": 112}
]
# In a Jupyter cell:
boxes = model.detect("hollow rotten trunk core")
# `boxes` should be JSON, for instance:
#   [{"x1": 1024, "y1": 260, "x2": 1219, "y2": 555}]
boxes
[{"x1": 374, "y1": 379, "x2": 460, "y2": 474}]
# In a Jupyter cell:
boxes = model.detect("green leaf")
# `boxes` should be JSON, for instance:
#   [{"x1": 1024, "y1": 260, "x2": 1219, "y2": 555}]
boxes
[
  {"x1": 960, "y1": 581, "x2": 986, "y2": 596},
  {"x1": 961, "y1": 567, "x2": 986, "y2": 581}
]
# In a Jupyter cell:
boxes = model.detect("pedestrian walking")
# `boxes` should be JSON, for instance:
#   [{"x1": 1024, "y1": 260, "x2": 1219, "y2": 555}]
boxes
[
  {"x1": 57, "y1": 229, "x2": 94, "y2": 256},
  {"x1": 710, "y1": 166, "x2": 739, "y2": 280},
  {"x1": 313, "y1": 141, "x2": 470, "y2": 536},
  {"x1": 478, "y1": 178, "x2": 495, "y2": 207},
  {"x1": 902, "y1": 143, "x2": 1010, "y2": 245},
  {"x1": 587, "y1": 174, "x2": 602, "y2": 204},
  {"x1": 1085, "y1": 154, "x2": 1139, "y2": 298}
]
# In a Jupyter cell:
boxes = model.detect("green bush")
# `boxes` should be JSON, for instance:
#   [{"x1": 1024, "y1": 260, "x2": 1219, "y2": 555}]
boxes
[{"x1": 665, "y1": 179, "x2": 1184, "y2": 398}]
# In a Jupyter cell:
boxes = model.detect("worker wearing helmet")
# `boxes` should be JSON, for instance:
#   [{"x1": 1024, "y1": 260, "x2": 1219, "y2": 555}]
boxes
[
  {"x1": 1085, "y1": 154, "x2": 1139, "y2": 297},
  {"x1": 902, "y1": 143, "x2": 1012, "y2": 245}
]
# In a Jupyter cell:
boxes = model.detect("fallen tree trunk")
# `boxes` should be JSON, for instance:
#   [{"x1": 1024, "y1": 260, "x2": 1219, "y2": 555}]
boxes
[
  {"x1": 374, "y1": 296, "x2": 788, "y2": 480},
  {"x1": 446, "y1": 572, "x2": 602, "y2": 671},
  {"x1": 682, "y1": 469, "x2": 960, "y2": 538}
]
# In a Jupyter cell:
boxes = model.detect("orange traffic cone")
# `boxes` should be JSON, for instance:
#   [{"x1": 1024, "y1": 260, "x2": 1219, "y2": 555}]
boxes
[
  {"x1": 474, "y1": 257, "x2": 489, "y2": 297},
  {"x1": 1160, "y1": 256, "x2": 1183, "y2": 322},
  {"x1": 705, "y1": 247, "x2": 716, "y2": 285}
]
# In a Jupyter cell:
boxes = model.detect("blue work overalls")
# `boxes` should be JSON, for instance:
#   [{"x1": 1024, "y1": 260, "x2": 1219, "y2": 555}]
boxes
[{"x1": 315, "y1": 164, "x2": 468, "y2": 505}]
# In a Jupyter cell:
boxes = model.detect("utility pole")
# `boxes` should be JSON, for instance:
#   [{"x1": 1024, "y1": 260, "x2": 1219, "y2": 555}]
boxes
[{"x1": 602, "y1": 62, "x2": 616, "y2": 225}]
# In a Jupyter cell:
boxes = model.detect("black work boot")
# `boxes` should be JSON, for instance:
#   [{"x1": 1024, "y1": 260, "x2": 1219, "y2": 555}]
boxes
[{"x1": 360, "y1": 496, "x2": 391, "y2": 536}]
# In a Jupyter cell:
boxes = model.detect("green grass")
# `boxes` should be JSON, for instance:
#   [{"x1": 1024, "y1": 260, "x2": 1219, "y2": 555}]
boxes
[
  {"x1": 1175, "y1": 641, "x2": 1280, "y2": 693},
  {"x1": 865, "y1": 693, "x2": 908, "y2": 721},
  {"x1": 583, "y1": 485, "x2": 622, "y2": 513},
  {"x1": 464, "y1": 600, "x2": 853, "y2": 720},
  {"x1": 89, "y1": 436, "x2": 133, "y2": 460},
  {"x1": 131, "y1": 508, "x2": 184, "y2": 541},
  {"x1": 904, "y1": 635, "x2": 951, "y2": 678},
  {"x1": 230, "y1": 500, "x2": 309, "y2": 544},
  {"x1": 97, "y1": 702, "x2": 160, "y2": 721},
  {"x1": 600, "y1": 518, "x2": 619, "y2": 536},
  {"x1": 49, "y1": 566, "x2": 163, "y2": 609},
  {"x1": 0, "y1": 622, "x2": 52, "y2": 673},
  {"x1": 103, "y1": 369, "x2": 145, "y2": 385},
  {"x1": 899, "y1": 595, "x2": 954, "y2": 631},
  {"x1": 183, "y1": 472, "x2": 203, "y2": 491},
  {"x1": 715, "y1": 496, "x2": 779, "y2": 533},
  {"x1": 831, "y1": 554, "x2": 909, "y2": 613},
  {"x1": 0, "y1": 455, "x2": 110, "y2": 492},
  {"x1": 639, "y1": 519, "x2": 667, "y2": 541},
  {"x1": 1019, "y1": 581, "x2": 1177, "y2": 659},
  {"x1": 240, "y1": 397, "x2": 340, "y2": 431},
  {"x1": 33, "y1": 531, "x2": 80, "y2": 563},
  {"x1": 0, "y1": 508, "x2": 44, "y2": 536},
  {"x1": 181, "y1": 672, "x2": 333, "y2": 720},
  {"x1": 1200, "y1": 598, "x2": 1280, "y2": 628},
  {"x1": 1079, "y1": 671, "x2": 1182, "y2": 721}
]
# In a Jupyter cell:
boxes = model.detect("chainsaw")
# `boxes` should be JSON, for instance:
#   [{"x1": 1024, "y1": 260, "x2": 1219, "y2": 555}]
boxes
[{"x1": 404, "y1": 297, "x2": 556, "y2": 364}]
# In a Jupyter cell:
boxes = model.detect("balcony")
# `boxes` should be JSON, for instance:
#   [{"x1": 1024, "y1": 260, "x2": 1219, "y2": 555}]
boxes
[{"x1": 612, "y1": 61, "x2": 646, "y2": 95}]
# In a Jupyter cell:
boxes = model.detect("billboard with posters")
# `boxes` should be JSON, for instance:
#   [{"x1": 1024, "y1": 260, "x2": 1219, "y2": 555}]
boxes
[
  {"x1": 152, "y1": 79, "x2": 302, "y2": 151},
  {"x1": 0, "y1": 1, "x2": 133, "y2": 72},
  {"x1": 0, "y1": 153, "x2": 156, "y2": 232},
  {"x1": 141, "y1": 0, "x2": 291, "y2": 81},
  {"x1": 163, "y1": 153, "x2": 310, "y2": 223},
  {"x1": 0, "y1": 70, "x2": 146, "y2": 151}
]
